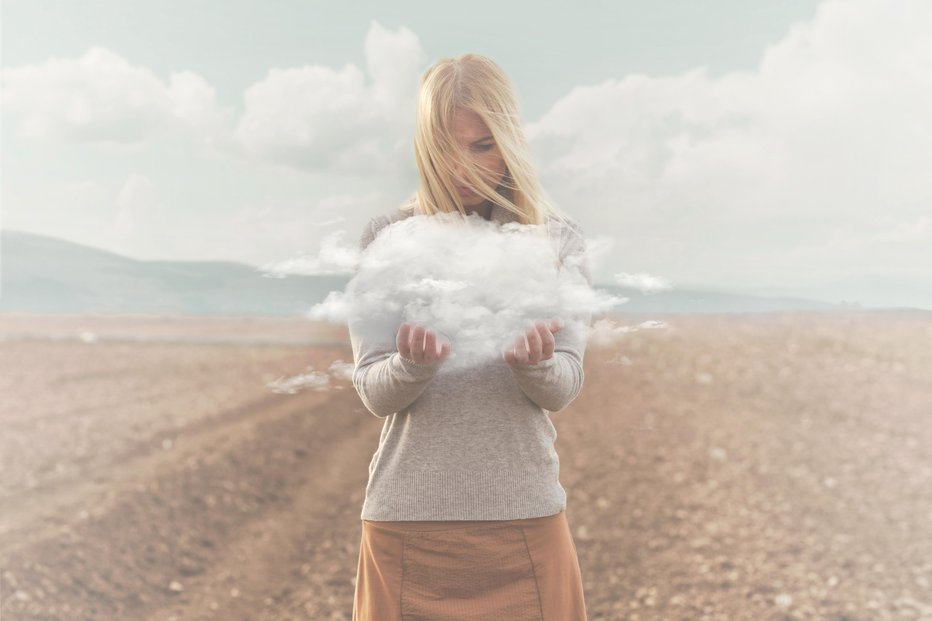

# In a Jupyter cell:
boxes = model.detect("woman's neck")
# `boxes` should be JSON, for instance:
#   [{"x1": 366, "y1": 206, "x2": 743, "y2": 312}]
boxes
[{"x1": 465, "y1": 200, "x2": 493, "y2": 220}]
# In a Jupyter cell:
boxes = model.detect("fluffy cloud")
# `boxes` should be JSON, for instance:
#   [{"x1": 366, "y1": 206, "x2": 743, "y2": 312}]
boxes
[
  {"x1": 526, "y1": 0, "x2": 932, "y2": 295},
  {"x1": 232, "y1": 20, "x2": 424, "y2": 174},
  {"x1": 1, "y1": 47, "x2": 233, "y2": 145},
  {"x1": 3, "y1": 1, "x2": 928, "y2": 306},
  {"x1": 112, "y1": 173, "x2": 170, "y2": 256},
  {"x1": 2, "y1": 20, "x2": 424, "y2": 177},
  {"x1": 310, "y1": 214, "x2": 623, "y2": 368}
]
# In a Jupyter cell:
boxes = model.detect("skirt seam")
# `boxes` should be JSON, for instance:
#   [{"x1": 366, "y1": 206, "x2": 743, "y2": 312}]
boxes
[
  {"x1": 399, "y1": 531, "x2": 408, "y2": 620},
  {"x1": 518, "y1": 525, "x2": 546, "y2": 621}
]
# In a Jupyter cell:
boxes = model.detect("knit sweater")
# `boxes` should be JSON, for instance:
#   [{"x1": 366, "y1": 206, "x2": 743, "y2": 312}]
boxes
[{"x1": 349, "y1": 202, "x2": 592, "y2": 521}]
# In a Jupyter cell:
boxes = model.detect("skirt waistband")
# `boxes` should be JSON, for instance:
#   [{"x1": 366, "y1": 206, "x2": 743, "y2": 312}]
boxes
[{"x1": 361, "y1": 508, "x2": 565, "y2": 532}]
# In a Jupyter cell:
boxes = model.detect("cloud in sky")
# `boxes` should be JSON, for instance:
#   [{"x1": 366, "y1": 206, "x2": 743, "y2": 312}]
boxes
[
  {"x1": 1, "y1": 47, "x2": 234, "y2": 146},
  {"x1": 258, "y1": 228, "x2": 361, "y2": 277},
  {"x1": 2, "y1": 20, "x2": 424, "y2": 175},
  {"x1": 2, "y1": 0, "x2": 930, "y2": 306},
  {"x1": 524, "y1": 0, "x2": 931, "y2": 293},
  {"x1": 112, "y1": 173, "x2": 173, "y2": 256},
  {"x1": 232, "y1": 20, "x2": 425, "y2": 174}
]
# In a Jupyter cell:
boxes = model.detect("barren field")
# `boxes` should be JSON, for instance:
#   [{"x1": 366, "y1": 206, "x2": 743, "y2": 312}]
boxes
[{"x1": 1, "y1": 310, "x2": 930, "y2": 621}]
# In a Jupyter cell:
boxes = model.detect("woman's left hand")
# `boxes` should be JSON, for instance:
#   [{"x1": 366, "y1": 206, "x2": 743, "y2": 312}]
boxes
[{"x1": 502, "y1": 319, "x2": 564, "y2": 366}]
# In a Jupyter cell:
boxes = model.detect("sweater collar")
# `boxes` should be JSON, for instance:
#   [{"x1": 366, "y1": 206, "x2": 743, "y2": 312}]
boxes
[
  {"x1": 397, "y1": 202, "x2": 524, "y2": 226},
  {"x1": 489, "y1": 202, "x2": 520, "y2": 225}
]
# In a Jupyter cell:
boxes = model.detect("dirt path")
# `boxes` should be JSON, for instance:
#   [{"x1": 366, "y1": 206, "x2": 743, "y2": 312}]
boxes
[{"x1": 1, "y1": 311, "x2": 931, "y2": 620}]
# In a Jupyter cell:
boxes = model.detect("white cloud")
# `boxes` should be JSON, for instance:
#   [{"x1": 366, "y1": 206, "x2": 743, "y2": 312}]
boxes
[
  {"x1": 224, "y1": 190, "x2": 382, "y2": 270},
  {"x1": 266, "y1": 368, "x2": 332, "y2": 394},
  {"x1": 112, "y1": 173, "x2": 171, "y2": 256},
  {"x1": 233, "y1": 62, "x2": 381, "y2": 169},
  {"x1": 613, "y1": 272, "x2": 674, "y2": 294},
  {"x1": 165, "y1": 70, "x2": 233, "y2": 145},
  {"x1": 364, "y1": 20, "x2": 425, "y2": 117},
  {"x1": 66, "y1": 178, "x2": 109, "y2": 207},
  {"x1": 589, "y1": 318, "x2": 668, "y2": 347},
  {"x1": 258, "y1": 229, "x2": 360, "y2": 277},
  {"x1": 525, "y1": 0, "x2": 932, "y2": 294},
  {"x1": 264, "y1": 359, "x2": 355, "y2": 395},
  {"x1": 1, "y1": 46, "x2": 234, "y2": 146},
  {"x1": 232, "y1": 20, "x2": 424, "y2": 174},
  {"x1": 312, "y1": 214, "x2": 623, "y2": 369},
  {"x1": 2, "y1": 21, "x2": 424, "y2": 177},
  {"x1": 4, "y1": 1, "x2": 928, "y2": 307}
]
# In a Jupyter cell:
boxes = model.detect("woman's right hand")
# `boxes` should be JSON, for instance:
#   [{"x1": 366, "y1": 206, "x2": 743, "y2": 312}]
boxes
[{"x1": 396, "y1": 322, "x2": 451, "y2": 365}]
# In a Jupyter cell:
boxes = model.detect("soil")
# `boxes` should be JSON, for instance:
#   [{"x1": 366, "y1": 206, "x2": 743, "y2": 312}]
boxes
[{"x1": 1, "y1": 310, "x2": 930, "y2": 621}]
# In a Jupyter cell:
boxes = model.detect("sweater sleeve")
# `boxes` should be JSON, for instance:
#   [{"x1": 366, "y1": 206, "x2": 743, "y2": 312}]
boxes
[
  {"x1": 508, "y1": 219, "x2": 591, "y2": 413},
  {"x1": 348, "y1": 217, "x2": 444, "y2": 418}
]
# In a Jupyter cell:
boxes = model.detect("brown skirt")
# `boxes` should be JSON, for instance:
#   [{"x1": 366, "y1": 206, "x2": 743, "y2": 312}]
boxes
[{"x1": 352, "y1": 508, "x2": 587, "y2": 621}]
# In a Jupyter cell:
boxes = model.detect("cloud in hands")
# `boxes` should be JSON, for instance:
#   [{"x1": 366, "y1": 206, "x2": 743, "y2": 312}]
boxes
[{"x1": 312, "y1": 214, "x2": 620, "y2": 370}]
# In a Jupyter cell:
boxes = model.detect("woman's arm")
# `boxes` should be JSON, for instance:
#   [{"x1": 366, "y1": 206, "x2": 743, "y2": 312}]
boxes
[
  {"x1": 507, "y1": 326, "x2": 587, "y2": 412},
  {"x1": 350, "y1": 324, "x2": 444, "y2": 418},
  {"x1": 348, "y1": 217, "x2": 444, "y2": 418},
  {"x1": 507, "y1": 219, "x2": 592, "y2": 413}
]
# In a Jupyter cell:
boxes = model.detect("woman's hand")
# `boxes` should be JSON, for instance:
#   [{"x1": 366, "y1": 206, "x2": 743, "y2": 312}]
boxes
[
  {"x1": 396, "y1": 322, "x2": 452, "y2": 365},
  {"x1": 502, "y1": 319, "x2": 564, "y2": 366}
]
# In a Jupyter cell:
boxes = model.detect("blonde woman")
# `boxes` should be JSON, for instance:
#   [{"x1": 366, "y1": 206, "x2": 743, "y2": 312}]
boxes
[{"x1": 350, "y1": 53, "x2": 591, "y2": 620}]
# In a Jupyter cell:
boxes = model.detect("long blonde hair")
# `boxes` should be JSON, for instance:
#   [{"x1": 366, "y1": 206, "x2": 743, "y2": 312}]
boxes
[{"x1": 399, "y1": 54, "x2": 573, "y2": 234}]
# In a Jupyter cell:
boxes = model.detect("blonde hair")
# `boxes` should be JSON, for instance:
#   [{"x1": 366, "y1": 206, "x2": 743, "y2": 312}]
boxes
[{"x1": 399, "y1": 53, "x2": 573, "y2": 236}]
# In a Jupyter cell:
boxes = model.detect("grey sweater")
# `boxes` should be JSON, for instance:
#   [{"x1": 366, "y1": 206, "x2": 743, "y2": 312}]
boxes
[{"x1": 349, "y1": 203, "x2": 591, "y2": 521}]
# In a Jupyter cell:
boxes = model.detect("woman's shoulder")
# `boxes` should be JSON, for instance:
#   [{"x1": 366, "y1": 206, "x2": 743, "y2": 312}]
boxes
[
  {"x1": 544, "y1": 213, "x2": 585, "y2": 250},
  {"x1": 544, "y1": 214, "x2": 589, "y2": 280},
  {"x1": 359, "y1": 208, "x2": 417, "y2": 250},
  {"x1": 545, "y1": 212, "x2": 583, "y2": 233}
]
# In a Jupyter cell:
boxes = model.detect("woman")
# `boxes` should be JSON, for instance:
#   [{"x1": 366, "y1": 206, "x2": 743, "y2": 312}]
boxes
[{"x1": 350, "y1": 53, "x2": 591, "y2": 621}]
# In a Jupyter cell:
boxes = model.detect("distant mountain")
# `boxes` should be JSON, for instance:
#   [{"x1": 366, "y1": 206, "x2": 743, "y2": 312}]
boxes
[
  {"x1": 594, "y1": 282, "x2": 844, "y2": 314},
  {"x1": 0, "y1": 229, "x2": 344, "y2": 316},
  {"x1": 0, "y1": 228, "x2": 864, "y2": 316}
]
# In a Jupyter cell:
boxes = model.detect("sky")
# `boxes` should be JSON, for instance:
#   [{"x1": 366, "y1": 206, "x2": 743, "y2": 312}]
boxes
[{"x1": 2, "y1": 0, "x2": 931, "y2": 308}]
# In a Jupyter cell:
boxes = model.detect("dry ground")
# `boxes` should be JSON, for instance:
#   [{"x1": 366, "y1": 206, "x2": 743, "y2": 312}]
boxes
[{"x1": 1, "y1": 310, "x2": 930, "y2": 621}]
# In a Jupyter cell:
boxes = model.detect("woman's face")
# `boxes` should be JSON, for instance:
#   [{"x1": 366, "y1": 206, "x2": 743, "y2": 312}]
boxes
[{"x1": 450, "y1": 108, "x2": 507, "y2": 206}]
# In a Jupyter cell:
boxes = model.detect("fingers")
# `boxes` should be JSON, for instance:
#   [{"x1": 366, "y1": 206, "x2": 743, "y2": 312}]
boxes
[
  {"x1": 407, "y1": 323, "x2": 427, "y2": 363},
  {"x1": 501, "y1": 340, "x2": 517, "y2": 365},
  {"x1": 536, "y1": 321, "x2": 556, "y2": 360},
  {"x1": 422, "y1": 329, "x2": 450, "y2": 363},
  {"x1": 438, "y1": 338, "x2": 452, "y2": 362},
  {"x1": 502, "y1": 318, "x2": 562, "y2": 366},
  {"x1": 396, "y1": 322, "x2": 412, "y2": 360},
  {"x1": 525, "y1": 322, "x2": 543, "y2": 362},
  {"x1": 399, "y1": 319, "x2": 561, "y2": 367},
  {"x1": 396, "y1": 322, "x2": 449, "y2": 365},
  {"x1": 509, "y1": 332, "x2": 530, "y2": 365}
]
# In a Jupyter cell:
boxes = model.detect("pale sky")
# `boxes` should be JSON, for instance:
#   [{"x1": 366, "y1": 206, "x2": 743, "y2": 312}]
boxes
[{"x1": 3, "y1": 0, "x2": 931, "y2": 308}]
